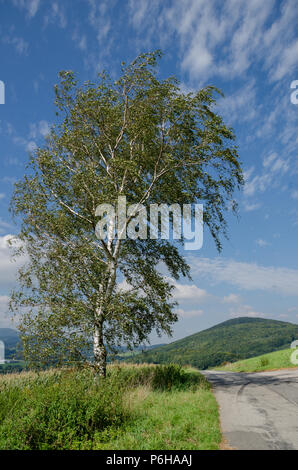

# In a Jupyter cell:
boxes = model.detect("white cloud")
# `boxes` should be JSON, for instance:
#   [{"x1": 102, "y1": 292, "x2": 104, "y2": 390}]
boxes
[
  {"x1": 12, "y1": 0, "x2": 40, "y2": 18},
  {"x1": 26, "y1": 141, "x2": 37, "y2": 152},
  {"x1": 72, "y1": 32, "x2": 87, "y2": 51},
  {"x1": 118, "y1": 277, "x2": 208, "y2": 306},
  {"x1": 244, "y1": 153, "x2": 289, "y2": 197},
  {"x1": 217, "y1": 81, "x2": 258, "y2": 124},
  {"x1": 291, "y1": 190, "x2": 298, "y2": 200},
  {"x1": 255, "y1": 238, "x2": 270, "y2": 247},
  {"x1": 44, "y1": 2, "x2": 67, "y2": 29},
  {"x1": 229, "y1": 304, "x2": 266, "y2": 319},
  {"x1": 0, "y1": 235, "x2": 28, "y2": 290},
  {"x1": 222, "y1": 293, "x2": 265, "y2": 318},
  {"x1": 0, "y1": 295, "x2": 14, "y2": 328},
  {"x1": 223, "y1": 293, "x2": 241, "y2": 304},
  {"x1": 189, "y1": 256, "x2": 298, "y2": 296},
  {"x1": 2, "y1": 35, "x2": 28, "y2": 55},
  {"x1": 128, "y1": 0, "x2": 298, "y2": 83},
  {"x1": 171, "y1": 279, "x2": 208, "y2": 302},
  {"x1": 88, "y1": 0, "x2": 111, "y2": 43},
  {"x1": 12, "y1": 120, "x2": 49, "y2": 155},
  {"x1": 243, "y1": 201, "x2": 261, "y2": 212},
  {"x1": 176, "y1": 307, "x2": 204, "y2": 318},
  {"x1": 28, "y1": 0, "x2": 40, "y2": 17},
  {"x1": 29, "y1": 120, "x2": 50, "y2": 139},
  {"x1": 271, "y1": 39, "x2": 298, "y2": 81},
  {"x1": 0, "y1": 219, "x2": 12, "y2": 234}
]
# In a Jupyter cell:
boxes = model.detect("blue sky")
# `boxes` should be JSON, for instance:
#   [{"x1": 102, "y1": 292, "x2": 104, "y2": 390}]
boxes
[{"x1": 0, "y1": 0, "x2": 298, "y2": 342}]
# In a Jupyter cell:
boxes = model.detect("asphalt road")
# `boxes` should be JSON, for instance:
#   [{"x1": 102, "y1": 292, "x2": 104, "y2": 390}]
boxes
[{"x1": 202, "y1": 369, "x2": 298, "y2": 450}]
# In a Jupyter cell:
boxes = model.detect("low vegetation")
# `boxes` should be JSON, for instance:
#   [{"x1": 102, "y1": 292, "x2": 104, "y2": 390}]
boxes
[
  {"x1": 215, "y1": 348, "x2": 298, "y2": 372},
  {"x1": 0, "y1": 363, "x2": 220, "y2": 450},
  {"x1": 129, "y1": 317, "x2": 298, "y2": 369},
  {"x1": 0, "y1": 361, "x2": 25, "y2": 374}
]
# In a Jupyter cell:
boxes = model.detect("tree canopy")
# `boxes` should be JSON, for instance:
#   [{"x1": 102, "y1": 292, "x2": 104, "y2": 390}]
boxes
[{"x1": 10, "y1": 51, "x2": 243, "y2": 375}]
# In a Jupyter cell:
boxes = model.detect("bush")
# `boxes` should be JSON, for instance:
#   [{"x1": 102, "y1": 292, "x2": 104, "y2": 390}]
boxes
[
  {"x1": 0, "y1": 369, "x2": 126, "y2": 450},
  {"x1": 259, "y1": 357, "x2": 269, "y2": 367},
  {"x1": 108, "y1": 363, "x2": 202, "y2": 391},
  {"x1": 0, "y1": 364, "x2": 201, "y2": 449}
]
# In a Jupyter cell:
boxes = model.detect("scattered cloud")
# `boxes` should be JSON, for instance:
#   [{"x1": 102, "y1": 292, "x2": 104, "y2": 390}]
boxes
[
  {"x1": 217, "y1": 81, "x2": 258, "y2": 124},
  {"x1": 0, "y1": 235, "x2": 28, "y2": 290},
  {"x1": 222, "y1": 292, "x2": 266, "y2": 319},
  {"x1": 1, "y1": 176, "x2": 17, "y2": 185},
  {"x1": 28, "y1": 120, "x2": 50, "y2": 139},
  {"x1": 2, "y1": 34, "x2": 29, "y2": 55},
  {"x1": 0, "y1": 220, "x2": 12, "y2": 235},
  {"x1": 244, "y1": 153, "x2": 289, "y2": 197},
  {"x1": 88, "y1": 0, "x2": 112, "y2": 43},
  {"x1": 44, "y1": 2, "x2": 67, "y2": 29},
  {"x1": 176, "y1": 307, "x2": 204, "y2": 318},
  {"x1": 11, "y1": 120, "x2": 49, "y2": 154},
  {"x1": 243, "y1": 201, "x2": 261, "y2": 212},
  {"x1": 12, "y1": 0, "x2": 40, "y2": 19},
  {"x1": 129, "y1": 0, "x2": 298, "y2": 83},
  {"x1": 229, "y1": 305, "x2": 267, "y2": 319},
  {"x1": 223, "y1": 293, "x2": 241, "y2": 304},
  {"x1": 255, "y1": 238, "x2": 271, "y2": 247},
  {"x1": 0, "y1": 295, "x2": 14, "y2": 328},
  {"x1": 189, "y1": 256, "x2": 298, "y2": 296},
  {"x1": 171, "y1": 279, "x2": 208, "y2": 302},
  {"x1": 72, "y1": 31, "x2": 87, "y2": 51}
]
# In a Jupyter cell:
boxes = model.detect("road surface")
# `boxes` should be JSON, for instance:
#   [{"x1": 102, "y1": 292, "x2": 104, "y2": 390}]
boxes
[{"x1": 202, "y1": 369, "x2": 298, "y2": 450}]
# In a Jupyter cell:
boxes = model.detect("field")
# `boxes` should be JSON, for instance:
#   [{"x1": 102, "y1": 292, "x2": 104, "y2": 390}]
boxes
[
  {"x1": 215, "y1": 348, "x2": 298, "y2": 373},
  {"x1": 0, "y1": 363, "x2": 220, "y2": 450}
]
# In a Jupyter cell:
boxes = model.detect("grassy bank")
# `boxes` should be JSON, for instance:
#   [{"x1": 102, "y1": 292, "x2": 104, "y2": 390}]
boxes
[
  {"x1": 0, "y1": 363, "x2": 220, "y2": 450},
  {"x1": 215, "y1": 348, "x2": 298, "y2": 373}
]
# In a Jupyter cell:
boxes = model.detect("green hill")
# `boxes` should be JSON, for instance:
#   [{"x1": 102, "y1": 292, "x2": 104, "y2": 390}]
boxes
[{"x1": 129, "y1": 317, "x2": 298, "y2": 369}]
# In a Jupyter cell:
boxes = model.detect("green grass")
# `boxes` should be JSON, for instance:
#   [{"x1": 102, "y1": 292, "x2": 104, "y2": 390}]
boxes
[
  {"x1": 96, "y1": 367, "x2": 220, "y2": 450},
  {"x1": 215, "y1": 348, "x2": 298, "y2": 373},
  {"x1": 0, "y1": 363, "x2": 220, "y2": 450}
]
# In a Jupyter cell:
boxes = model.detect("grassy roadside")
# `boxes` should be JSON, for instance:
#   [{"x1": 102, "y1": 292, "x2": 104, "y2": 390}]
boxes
[
  {"x1": 214, "y1": 348, "x2": 298, "y2": 373},
  {"x1": 0, "y1": 363, "x2": 221, "y2": 450},
  {"x1": 96, "y1": 368, "x2": 220, "y2": 450}
]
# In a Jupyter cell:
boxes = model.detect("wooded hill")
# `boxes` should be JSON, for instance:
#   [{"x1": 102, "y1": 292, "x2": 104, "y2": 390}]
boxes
[{"x1": 128, "y1": 317, "x2": 298, "y2": 369}]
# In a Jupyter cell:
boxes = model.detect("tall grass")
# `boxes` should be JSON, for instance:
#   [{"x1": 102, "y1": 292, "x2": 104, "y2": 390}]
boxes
[{"x1": 0, "y1": 364, "x2": 218, "y2": 450}]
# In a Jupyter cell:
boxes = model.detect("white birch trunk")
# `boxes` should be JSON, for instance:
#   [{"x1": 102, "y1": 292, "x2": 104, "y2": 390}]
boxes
[
  {"x1": 93, "y1": 315, "x2": 106, "y2": 377},
  {"x1": 93, "y1": 259, "x2": 116, "y2": 377}
]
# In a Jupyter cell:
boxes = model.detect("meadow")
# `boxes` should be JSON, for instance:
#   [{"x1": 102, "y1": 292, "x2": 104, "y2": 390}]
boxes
[
  {"x1": 0, "y1": 363, "x2": 220, "y2": 450},
  {"x1": 215, "y1": 348, "x2": 298, "y2": 372}
]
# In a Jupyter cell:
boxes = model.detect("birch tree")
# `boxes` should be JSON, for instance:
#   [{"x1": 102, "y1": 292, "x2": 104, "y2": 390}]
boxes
[{"x1": 10, "y1": 51, "x2": 243, "y2": 376}]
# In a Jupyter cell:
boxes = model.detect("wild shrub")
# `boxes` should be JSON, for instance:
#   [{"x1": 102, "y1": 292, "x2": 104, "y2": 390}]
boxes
[
  {"x1": 259, "y1": 357, "x2": 269, "y2": 368},
  {"x1": 0, "y1": 364, "x2": 204, "y2": 449}
]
